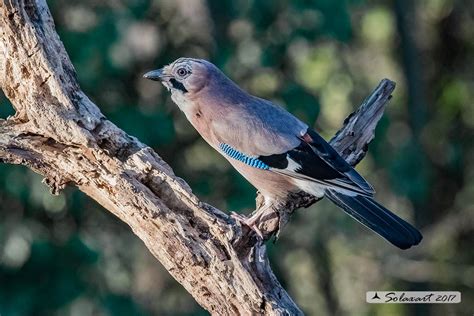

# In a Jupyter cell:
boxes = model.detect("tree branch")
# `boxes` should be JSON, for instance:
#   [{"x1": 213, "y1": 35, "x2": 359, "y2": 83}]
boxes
[{"x1": 0, "y1": 0, "x2": 395, "y2": 314}]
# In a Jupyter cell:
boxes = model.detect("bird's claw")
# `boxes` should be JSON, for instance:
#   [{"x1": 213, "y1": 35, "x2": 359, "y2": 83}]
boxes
[{"x1": 231, "y1": 212, "x2": 264, "y2": 239}]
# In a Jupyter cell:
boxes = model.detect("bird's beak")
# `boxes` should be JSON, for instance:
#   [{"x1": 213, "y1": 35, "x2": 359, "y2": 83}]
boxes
[{"x1": 143, "y1": 68, "x2": 164, "y2": 81}]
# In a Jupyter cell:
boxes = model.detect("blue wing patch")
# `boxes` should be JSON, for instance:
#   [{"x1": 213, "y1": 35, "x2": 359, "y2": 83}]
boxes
[{"x1": 219, "y1": 143, "x2": 270, "y2": 170}]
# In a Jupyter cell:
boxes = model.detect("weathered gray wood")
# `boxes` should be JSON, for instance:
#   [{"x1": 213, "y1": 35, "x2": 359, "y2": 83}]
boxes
[{"x1": 0, "y1": 0, "x2": 395, "y2": 314}]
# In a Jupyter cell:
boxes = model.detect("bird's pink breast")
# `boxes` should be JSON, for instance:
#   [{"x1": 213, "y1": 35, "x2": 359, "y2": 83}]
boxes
[{"x1": 226, "y1": 158, "x2": 298, "y2": 199}]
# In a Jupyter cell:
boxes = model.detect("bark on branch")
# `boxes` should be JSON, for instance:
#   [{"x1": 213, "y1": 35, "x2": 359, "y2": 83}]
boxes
[{"x1": 0, "y1": 0, "x2": 395, "y2": 314}]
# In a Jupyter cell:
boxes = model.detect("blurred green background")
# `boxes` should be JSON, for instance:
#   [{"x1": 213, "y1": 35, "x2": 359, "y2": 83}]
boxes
[{"x1": 1, "y1": 0, "x2": 473, "y2": 315}]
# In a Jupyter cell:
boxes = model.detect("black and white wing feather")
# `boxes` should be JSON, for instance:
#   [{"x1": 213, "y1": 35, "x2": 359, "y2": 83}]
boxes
[{"x1": 259, "y1": 129, "x2": 375, "y2": 196}]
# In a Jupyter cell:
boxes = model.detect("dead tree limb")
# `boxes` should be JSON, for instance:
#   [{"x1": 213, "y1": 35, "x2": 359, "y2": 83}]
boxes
[{"x1": 0, "y1": 0, "x2": 395, "y2": 314}]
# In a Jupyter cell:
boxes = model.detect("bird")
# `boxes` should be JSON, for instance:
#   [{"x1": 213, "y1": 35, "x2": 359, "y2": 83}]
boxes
[{"x1": 144, "y1": 57, "x2": 423, "y2": 249}]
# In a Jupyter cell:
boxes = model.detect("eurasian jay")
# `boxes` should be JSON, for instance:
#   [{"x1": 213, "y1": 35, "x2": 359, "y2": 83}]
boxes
[{"x1": 144, "y1": 58, "x2": 422, "y2": 249}]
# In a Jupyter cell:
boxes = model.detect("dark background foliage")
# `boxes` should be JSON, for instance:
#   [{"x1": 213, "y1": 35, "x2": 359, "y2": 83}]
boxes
[{"x1": 1, "y1": 0, "x2": 473, "y2": 315}]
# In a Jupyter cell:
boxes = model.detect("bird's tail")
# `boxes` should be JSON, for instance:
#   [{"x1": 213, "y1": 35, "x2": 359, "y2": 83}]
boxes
[{"x1": 325, "y1": 189, "x2": 422, "y2": 249}]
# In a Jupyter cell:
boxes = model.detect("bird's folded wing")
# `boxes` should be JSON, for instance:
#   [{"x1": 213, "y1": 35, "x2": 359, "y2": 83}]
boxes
[
  {"x1": 211, "y1": 98, "x2": 373, "y2": 196},
  {"x1": 211, "y1": 97, "x2": 308, "y2": 156},
  {"x1": 257, "y1": 130, "x2": 374, "y2": 196}
]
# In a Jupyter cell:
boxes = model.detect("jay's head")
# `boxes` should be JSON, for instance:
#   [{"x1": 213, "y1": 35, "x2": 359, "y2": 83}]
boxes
[{"x1": 144, "y1": 58, "x2": 214, "y2": 98}]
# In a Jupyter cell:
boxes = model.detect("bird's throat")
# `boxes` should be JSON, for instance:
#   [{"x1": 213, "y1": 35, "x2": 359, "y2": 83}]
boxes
[{"x1": 171, "y1": 92, "x2": 195, "y2": 115}]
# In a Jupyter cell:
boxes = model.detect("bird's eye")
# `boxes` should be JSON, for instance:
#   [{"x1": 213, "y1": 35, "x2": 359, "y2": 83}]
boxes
[{"x1": 177, "y1": 67, "x2": 188, "y2": 77}]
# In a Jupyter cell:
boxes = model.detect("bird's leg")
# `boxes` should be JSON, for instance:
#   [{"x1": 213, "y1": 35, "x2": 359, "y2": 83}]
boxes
[{"x1": 231, "y1": 211, "x2": 265, "y2": 239}]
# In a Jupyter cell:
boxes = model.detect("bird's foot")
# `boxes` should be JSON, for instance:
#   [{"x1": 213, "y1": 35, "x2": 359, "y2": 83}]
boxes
[{"x1": 231, "y1": 212, "x2": 264, "y2": 239}]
